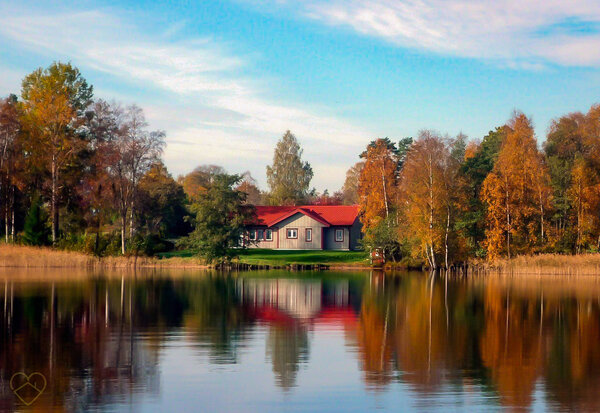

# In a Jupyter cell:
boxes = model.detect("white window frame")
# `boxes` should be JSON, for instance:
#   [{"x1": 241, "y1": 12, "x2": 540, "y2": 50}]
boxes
[
  {"x1": 335, "y1": 229, "x2": 344, "y2": 242},
  {"x1": 257, "y1": 229, "x2": 264, "y2": 241},
  {"x1": 305, "y1": 228, "x2": 312, "y2": 242},
  {"x1": 249, "y1": 229, "x2": 257, "y2": 241},
  {"x1": 265, "y1": 229, "x2": 273, "y2": 241},
  {"x1": 286, "y1": 228, "x2": 298, "y2": 239}
]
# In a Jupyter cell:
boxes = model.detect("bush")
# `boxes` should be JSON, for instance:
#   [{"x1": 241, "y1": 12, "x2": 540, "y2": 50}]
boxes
[
  {"x1": 56, "y1": 231, "x2": 124, "y2": 257},
  {"x1": 128, "y1": 233, "x2": 174, "y2": 256}
]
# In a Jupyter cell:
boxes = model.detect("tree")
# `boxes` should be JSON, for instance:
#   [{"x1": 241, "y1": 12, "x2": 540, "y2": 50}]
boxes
[
  {"x1": 22, "y1": 195, "x2": 50, "y2": 246},
  {"x1": 360, "y1": 214, "x2": 401, "y2": 263},
  {"x1": 179, "y1": 164, "x2": 226, "y2": 201},
  {"x1": 236, "y1": 171, "x2": 263, "y2": 205},
  {"x1": 341, "y1": 161, "x2": 364, "y2": 205},
  {"x1": 358, "y1": 138, "x2": 399, "y2": 231},
  {"x1": 310, "y1": 189, "x2": 343, "y2": 205},
  {"x1": 481, "y1": 112, "x2": 551, "y2": 259},
  {"x1": 266, "y1": 130, "x2": 313, "y2": 205},
  {"x1": 0, "y1": 95, "x2": 21, "y2": 242},
  {"x1": 104, "y1": 104, "x2": 165, "y2": 254},
  {"x1": 138, "y1": 161, "x2": 189, "y2": 237},
  {"x1": 183, "y1": 173, "x2": 255, "y2": 263},
  {"x1": 20, "y1": 62, "x2": 93, "y2": 244},
  {"x1": 457, "y1": 127, "x2": 505, "y2": 256},
  {"x1": 544, "y1": 113, "x2": 586, "y2": 245},
  {"x1": 399, "y1": 131, "x2": 453, "y2": 268},
  {"x1": 568, "y1": 158, "x2": 600, "y2": 253}
]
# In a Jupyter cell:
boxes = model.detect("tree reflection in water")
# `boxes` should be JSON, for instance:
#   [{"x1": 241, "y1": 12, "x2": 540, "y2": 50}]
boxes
[{"x1": 0, "y1": 269, "x2": 599, "y2": 411}]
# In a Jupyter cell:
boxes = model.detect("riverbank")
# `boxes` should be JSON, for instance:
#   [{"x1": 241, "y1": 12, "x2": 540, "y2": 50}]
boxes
[
  {"x1": 0, "y1": 245, "x2": 210, "y2": 269},
  {"x1": 0, "y1": 245, "x2": 369, "y2": 270},
  {"x1": 4, "y1": 245, "x2": 600, "y2": 275}
]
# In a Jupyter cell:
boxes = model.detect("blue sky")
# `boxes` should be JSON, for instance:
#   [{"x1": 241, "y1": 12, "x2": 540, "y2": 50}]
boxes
[{"x1": 1, "y1": 0, "x2": 600, "y2": 191}]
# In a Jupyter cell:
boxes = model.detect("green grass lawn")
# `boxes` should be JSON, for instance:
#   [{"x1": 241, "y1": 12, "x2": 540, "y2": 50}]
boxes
[
  {"x1": 158, "y1": 248, "x2": 368, "y2": 266},
  {"x1": 237, "y1": 249, "x2": 368, "y2": 266}
]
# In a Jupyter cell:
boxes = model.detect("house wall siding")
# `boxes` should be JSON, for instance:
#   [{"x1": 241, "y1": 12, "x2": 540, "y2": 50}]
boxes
[
  {"x1": 277, "y1": 213, "x2": 325, "y2": 250},
  {"x1": 246, "y1": 227, "x2": 276, "y2": 248},
  {"x1": 349, "y1": 218, "x2": 362, "y2": 250},
  {"x1": 324, "y1": 227, "x2": 350, "y2": 250}
]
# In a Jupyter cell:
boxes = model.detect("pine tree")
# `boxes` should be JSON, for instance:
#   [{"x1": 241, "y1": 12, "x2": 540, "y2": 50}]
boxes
[{"x1": 23, "y1": 196, "x2": 50, "y2": 246}]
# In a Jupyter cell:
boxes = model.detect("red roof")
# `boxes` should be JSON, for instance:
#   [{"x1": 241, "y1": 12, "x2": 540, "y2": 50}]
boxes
[{"x1": 252, "y1": 205, "x2": 359, "y2": 227}]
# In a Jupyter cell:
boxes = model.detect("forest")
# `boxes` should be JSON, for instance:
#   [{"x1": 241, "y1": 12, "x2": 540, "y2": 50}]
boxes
[
  {"x1": 353, "y1": 107, "x2": 600, "y2": 268},
  {"x1": 1, "y1": 62, "x2": 600, "y2": 267}
]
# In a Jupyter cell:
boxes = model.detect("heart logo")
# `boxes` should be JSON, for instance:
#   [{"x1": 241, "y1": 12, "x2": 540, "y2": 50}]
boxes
[{"x1": 10, "y1": 372, "x2": 46, "y2": 406}]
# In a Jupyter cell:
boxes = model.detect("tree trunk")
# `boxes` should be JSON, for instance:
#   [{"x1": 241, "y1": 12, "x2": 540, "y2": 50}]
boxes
[
  {"x1": 51, "y1": 155, "x2": 59, "y2": 244},
  {"x1": 380, "y1": 162, "x2": 389, "y2": 219},
  {"x1": 576, "y1": 187, "x2": 582, "y2": 255},
  {"x1": 4, "y1": 191, "x2": 7, "y2": 244},
  {"x1": 538, "y1": 188, "x2": 545, "y2": 243},
  {"x1": 445, "y1": 205, "x2": 450, "y2": 270},
  {"x1": 121, "y1": 212, "x2": 127, "y2": 255},
  {"x1": 505, "y1": 185, "x2": 511, "y2": 259},
  {"x1": 10, "y1": 185, "x2": 14, "y2": 243},
  {"x1": 129, "y1": 203, "x2": 134, "y2": 239}
]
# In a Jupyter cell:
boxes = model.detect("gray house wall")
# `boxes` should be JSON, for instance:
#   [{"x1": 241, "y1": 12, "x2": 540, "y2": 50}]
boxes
[
  {"x1": 323, "y1": 227, "x2": 349, "y2": 250},
  {"x1": 349, "y1": 217, "x2": 362, "y2": 250},
  {"x1": 276, "y1": 213, "x2": 326, "y2": 250}
]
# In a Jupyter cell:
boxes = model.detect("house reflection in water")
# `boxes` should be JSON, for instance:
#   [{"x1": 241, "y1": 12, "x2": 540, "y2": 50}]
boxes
[
  {"x1": 236, "y1": 278, "x2": 351, "y2": 323},
  {"x1": 236, "y1": 278, "x2": 356, "y2": 390}
]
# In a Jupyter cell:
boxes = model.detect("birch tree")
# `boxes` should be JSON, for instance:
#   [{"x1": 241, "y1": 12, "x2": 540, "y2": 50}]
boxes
[
  {"x1": 400, "y1": 131, "x2": 450, "y2": 269},
  {"x1": 481, "y1": 112, "x2": 551, "y2": 259},
  {"x1": 266, "y1": 130, "x2": 313, "y2": 205},
  {"x1": 100, "y1": 103, "x2": 165, "y2": 254},
  {"x1": 0, "y1": 95, "x2": 21, "y2": 242}
]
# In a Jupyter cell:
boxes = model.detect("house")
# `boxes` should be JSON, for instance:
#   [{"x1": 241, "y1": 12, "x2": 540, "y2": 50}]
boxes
[{"x1": 244, "y1": 205, "x2": 362, "y2": 251}]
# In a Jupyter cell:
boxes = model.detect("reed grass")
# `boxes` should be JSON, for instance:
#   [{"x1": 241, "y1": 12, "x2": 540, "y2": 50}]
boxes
[
  {"x1": 471, "y1": 253, "x2": 600, "y2": 276},
  {"x1": 0, "y1": 245, "x2": 209, "y2": 268}
]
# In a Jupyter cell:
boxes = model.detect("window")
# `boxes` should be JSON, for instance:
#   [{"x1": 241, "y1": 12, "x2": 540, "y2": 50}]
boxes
[
  {"x1": 265, "y1": 229, "x2": 273, "y2": 241},
  {"x1": 257, "y1": 229, "x2": 264, "y2": 241},
  {"x1": 286, "y1": 228, "x2": 298, "y2": 239},
  {"x1": 305, "y1": 228, "x2": 312, "y2": 242},
  {"x1": 249, "y1": 230, "x2": 256, "y2": 241},
  {"x1": 335, "y1": 229, "x2": 344, "y2": 242}
]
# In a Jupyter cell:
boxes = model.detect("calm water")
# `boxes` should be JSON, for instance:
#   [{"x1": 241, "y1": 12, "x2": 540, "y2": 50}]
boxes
[{"x1": 0, "y1": 269, "x2": 599, "y2": 412}]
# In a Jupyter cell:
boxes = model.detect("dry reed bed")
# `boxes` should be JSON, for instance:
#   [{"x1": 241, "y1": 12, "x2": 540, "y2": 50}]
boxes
[
  {"x1": 473, "y1": 253, "x2": 600, "y2": 276},
  {"x1": 0, "y1": 245, "x2": 209, "y2": 269}
]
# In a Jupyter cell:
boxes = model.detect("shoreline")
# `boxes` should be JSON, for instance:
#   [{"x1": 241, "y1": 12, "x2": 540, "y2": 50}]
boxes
[
  {"x1": 0, "y1": 245, "x2": 372, "y2": 271},
  {"x1": 3, "y1": 245, "x2": 600, "y2": 275}
]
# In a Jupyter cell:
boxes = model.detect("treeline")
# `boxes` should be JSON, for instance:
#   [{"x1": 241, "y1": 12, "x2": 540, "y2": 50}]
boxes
[
  {"x1": 0, "y1": 62, "x2": 189, "y2": 255},
  {"x1": 0, "y1": 62, "x2": 344, "y2": 259},
  {"x1": 352, "y1": 108, "x2": 600, "y2": 267},
  {"x1": 3, "y1": 61, "x2": 600, "y2": 264}
]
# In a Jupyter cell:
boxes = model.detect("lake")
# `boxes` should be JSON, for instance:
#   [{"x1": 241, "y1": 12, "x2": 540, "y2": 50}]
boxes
[{"x1": 0, "y1": 269, "x2": 599, "y2": 412}]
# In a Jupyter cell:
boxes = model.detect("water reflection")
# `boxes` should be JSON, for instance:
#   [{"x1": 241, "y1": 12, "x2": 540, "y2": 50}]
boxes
[{"x1": 0, "y1": 269, "x2": 599, "y2": 411}]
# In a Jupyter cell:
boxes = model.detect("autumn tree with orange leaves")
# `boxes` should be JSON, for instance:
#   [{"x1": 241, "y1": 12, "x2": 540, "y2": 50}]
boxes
[
  {"x1": 358, "y1": 138, "x2": 400, "y2": 230},
  {"x1": 399, "y1": 131, "x2": 464, "y2": 268},
  {"x1": 481, "y1": 113, "x2": 552, "y2": 259},
  {"x1": 568, "y1": 158, "x2": 600, "y2": 253}
]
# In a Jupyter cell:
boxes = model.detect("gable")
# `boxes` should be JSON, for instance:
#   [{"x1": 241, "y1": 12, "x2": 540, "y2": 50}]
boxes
[{"x1": 276, "y1": 212, "x2": 328, "y2": 228}]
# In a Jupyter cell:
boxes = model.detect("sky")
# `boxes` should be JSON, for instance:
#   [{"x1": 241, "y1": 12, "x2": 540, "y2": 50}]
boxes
[{"x1": 1, "y1": 0, "x2": 600, "y2": 191}]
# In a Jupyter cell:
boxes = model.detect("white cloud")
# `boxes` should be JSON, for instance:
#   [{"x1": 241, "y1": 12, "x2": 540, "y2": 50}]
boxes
[
  {"x1": 0, "y1": 7, "x2": 371, "y2": 191},
  {"x1": 275, "y1": 0, "x2": 600, "y2": 67}
]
